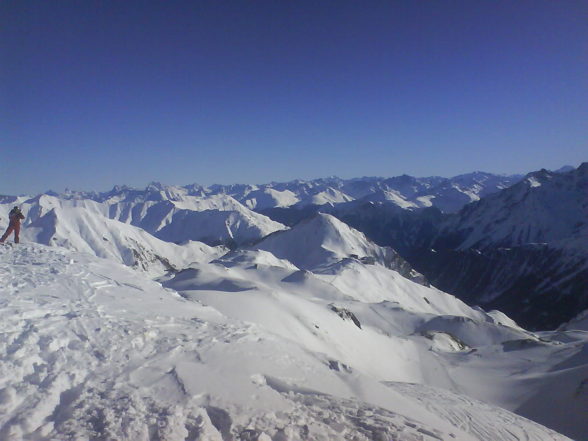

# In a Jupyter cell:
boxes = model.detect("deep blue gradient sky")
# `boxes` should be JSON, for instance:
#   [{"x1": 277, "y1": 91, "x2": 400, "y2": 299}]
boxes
[{"x1": 1, "y1": 1, "x2": 587, "y2": 195}]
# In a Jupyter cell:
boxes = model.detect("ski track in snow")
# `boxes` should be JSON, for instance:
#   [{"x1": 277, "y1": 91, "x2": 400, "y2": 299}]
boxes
[
  {"x1": 0, "y1": 245, "x2": 238, "y2": 440},
  {"x1": 386, "y1": 382, "x2": 568, "y2": 441}
]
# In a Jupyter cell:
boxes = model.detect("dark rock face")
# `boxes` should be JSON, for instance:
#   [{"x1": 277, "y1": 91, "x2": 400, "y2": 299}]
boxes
[{"x1": 329, "y1": 305, "x2": 362, "y2": 329}]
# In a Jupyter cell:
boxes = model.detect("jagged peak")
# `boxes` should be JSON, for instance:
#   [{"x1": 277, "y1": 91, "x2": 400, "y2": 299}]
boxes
[
  {"x1": 145, "y1": 181, "x2": 167, "y2": 192},
  {"x1": 110, "y1": 184, "x2": 133, "y2": 193},
  {"x1": 553, "y1": 165, "x2": 575, "y2": 174},
  {"x1": 521, "y1": 168, "x2": 555, "y2": 187}
]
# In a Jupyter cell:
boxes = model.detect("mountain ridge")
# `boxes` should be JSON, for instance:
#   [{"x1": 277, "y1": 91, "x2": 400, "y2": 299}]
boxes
[{"x1": 30, "y1": 169, "x2": 526, "y2": 214}]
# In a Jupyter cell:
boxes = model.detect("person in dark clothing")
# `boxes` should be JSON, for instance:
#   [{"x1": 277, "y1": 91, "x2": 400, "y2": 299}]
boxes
[{"x1": 1, "y1": 206, "x2": 25, "y2": 244}]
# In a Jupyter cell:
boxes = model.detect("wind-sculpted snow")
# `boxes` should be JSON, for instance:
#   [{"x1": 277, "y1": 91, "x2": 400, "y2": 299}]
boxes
[
  {"x1": 1, "y1": 243, "x2": 576, "y2": 440},
  {"x1": 386, "y1": 382, "x2": 571, "y2": 441},
  {"x1": 162, "y1": 248, "x2": 587, "y2": 439},
  {"x1": 0, "y1": 244, "x2": 582, "y2": 440}
]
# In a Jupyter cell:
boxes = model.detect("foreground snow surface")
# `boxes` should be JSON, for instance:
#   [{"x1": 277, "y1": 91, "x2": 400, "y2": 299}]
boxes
[{"x1": 0, "y1": 244, "x2": 584, "y2": 440}]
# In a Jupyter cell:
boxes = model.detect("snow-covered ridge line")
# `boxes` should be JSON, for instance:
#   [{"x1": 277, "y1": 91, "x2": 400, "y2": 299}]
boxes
[
  {"x1": 33, "y1": 169, "x2": 528, "y2": 214},
  {"x1": 252, "y1": 213, "x2": 427, "y2": 283},
  {"x1": 0, "y1": 192, "x2": 286, "y2": 275},
  {"x1": 437, "y1": 163, "x2": 588, "y2": 251}
]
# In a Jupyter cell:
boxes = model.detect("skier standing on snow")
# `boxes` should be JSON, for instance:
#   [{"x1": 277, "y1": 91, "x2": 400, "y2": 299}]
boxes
[{"x1": 0, "y1": 206, "x2": 25, "y2": 244}]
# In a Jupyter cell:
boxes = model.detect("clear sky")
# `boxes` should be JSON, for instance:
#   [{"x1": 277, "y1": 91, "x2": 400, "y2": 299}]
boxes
[{"x1": 1, "y1": 0, "x2": 586, "y2": 195}]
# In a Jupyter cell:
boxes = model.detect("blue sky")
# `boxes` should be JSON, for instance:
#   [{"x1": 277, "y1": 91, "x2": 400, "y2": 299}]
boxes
[{"x1": 1, "y1": 0, "x2": 586, "y2": 195}]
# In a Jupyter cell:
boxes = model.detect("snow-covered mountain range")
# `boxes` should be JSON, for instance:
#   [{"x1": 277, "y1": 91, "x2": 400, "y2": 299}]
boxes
[
  {"x1": 435, "y1": 164, "x2": 588, "y2": 251},
  {"x1": 416, "y1": 164, "x2": 588, "y2": 330},
  {"x1": 51, "y1": 170, "x2": 523, "y2": 214},
  {"x1": 0, "y1": 169, "x2": 523, "y2": 273},
  {"x1": 247, "y1": 165, "x2": 587, "y2": 330},
  {"x1": 1, "y1": 166, "x2": 587, "y2": 440}
]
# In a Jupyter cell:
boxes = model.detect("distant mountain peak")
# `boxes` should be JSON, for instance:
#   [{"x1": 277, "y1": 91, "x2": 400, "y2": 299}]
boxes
[
  {"x1": 146, "y1": 181, "x2": 168, "y2": 191},
  {"x1": 553, "y1": 165, "x2": 575, "y2": 174},
  {"x1": 252, "y1": 212, "x2": 425, "y2": 284}
]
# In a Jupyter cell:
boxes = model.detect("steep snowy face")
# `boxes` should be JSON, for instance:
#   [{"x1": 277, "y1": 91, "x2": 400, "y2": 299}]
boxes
[
  {"x1": 252, "y1": 213, "x2": 403, "y2": 271},
  {"x1": 15, "y1": 199, "x2": 225, "y2": 276},
  {"x1": 438, "y1": 164, "x2": 588, "y2": 251},
  {"x1": 106, "y1": 194, "x2": 287, "y2": 247},
  {"x1": 358, "y1": 189, "x2": 419, "y2": 209},
  {"x1": 154, "y1": 207, "x2": 287, "y2": 246},
  {"x1": 3, "y1": 192, "x2": 286, "y2": 256},
  {"x1": 241, "y1": 188, "x2": 300, "y2": 210},
  {"x1": 413, "y1": 164, "x2": 588, "y2": 330},
  {"x1": 294, "y1": 186, "x2": 355, "y2": 207},
  {"x1": 380, "y1": 174, "x2": 446, "y2": 200}
]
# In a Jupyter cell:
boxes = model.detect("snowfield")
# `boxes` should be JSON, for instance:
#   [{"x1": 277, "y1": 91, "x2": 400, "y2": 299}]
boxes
[{"x1": 1, "y1": 243, "x2": 586, "y2": 440}]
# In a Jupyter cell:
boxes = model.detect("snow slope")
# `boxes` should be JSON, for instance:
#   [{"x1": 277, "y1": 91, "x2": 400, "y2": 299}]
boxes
[
  {"x1": 241, "y1": 188, "x2": 300, "y2": 210},
  {"x1": 252, "y1": 213, "x2": 390, "y2": 270},
  {"x1": 559, "y1": 310, "x2": 588, "y2": 332},
  {"x1": 418, "y1": 163, "x2": 588, "y2": 329},
  {"x1": 1, "y1": 193, "x2": 282, "y2": 273},
  {"x1": 436, "y1": 164, "x2": 588, "y2": 252},
  {"x1": 0, "y1": 243, "x2": 579, "y2": 440},
  {"x1": 2, "y1": 196, "x2": 224, "y2": 277},
  {"x1": 252, "y1": 213, "x2": 420, "y2": 279},
  {"x1": 162, "y1": 248, "x2": 588, "y2": 439},
  {"x1": 101, "y1": 193, "x2": 287, "y2": 246}
]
